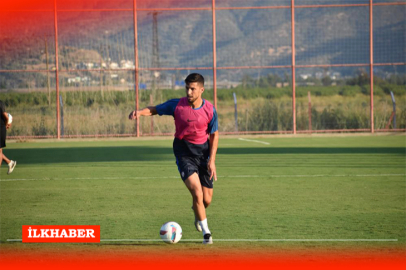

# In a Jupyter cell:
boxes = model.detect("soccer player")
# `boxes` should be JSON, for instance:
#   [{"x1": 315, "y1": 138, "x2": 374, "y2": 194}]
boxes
[
  {"x1": 0, "y1": 100, "x2": 17, "y2": 174},
  {"x1": 129, "y1": 73, "x2": 218, "y2": 244}
]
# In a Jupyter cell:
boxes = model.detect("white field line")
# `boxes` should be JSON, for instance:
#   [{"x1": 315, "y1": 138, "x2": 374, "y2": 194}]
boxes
[
  {"x1": 0, "y1": 176, "x2": 179, "y2": 182},
  {"x1": 7, "y1": 239, "x2": 398, "y2": 242},
  {"x1": 100, "y1": 239, "x2": 399, "y2": 242},
  {"x1": 1, "y1": 174, "x2": 405, "y2": 182},
  {"x1": 238, "y1": 138, "x2": 270, "y2": 145}
]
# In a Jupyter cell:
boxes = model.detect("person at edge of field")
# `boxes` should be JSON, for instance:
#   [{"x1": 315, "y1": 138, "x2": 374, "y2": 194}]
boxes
[
  {"x1": 0, "y1": 100, "x2": 17, "y2": 174},
  {"x1": 128, "y1": 73, "x2": 218, "y2": 244}
]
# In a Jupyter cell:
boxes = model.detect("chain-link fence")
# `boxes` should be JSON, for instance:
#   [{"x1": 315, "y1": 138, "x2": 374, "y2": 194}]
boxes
[{"x1": 0, "y1": 0, "x2": 405, "y2": 138}]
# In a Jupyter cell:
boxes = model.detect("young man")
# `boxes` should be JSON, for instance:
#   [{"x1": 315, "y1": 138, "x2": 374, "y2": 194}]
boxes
[
  {"x1": 129, "y1": 73, "x2": 218, "y2": 244},
  {"x1": 0, "y1": 100, "x2": 17, "y2": 174}
]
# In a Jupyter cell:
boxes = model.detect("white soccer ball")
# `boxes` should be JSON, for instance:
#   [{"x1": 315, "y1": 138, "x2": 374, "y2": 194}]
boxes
[
  {"x1": 160, "y1": 221, "x2": 182, "y2": 244},
  {"x1": 7, "y1": 113, "x2": 12, "y2": 124}
]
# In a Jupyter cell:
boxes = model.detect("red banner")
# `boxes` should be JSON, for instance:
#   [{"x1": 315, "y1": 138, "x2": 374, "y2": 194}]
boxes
[{"x1": 22, "y1": 225, "x2": 100, "y2": 243}]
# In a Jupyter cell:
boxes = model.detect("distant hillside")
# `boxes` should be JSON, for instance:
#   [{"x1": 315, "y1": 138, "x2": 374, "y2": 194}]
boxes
[{"x1": 0, "y1": 2, "x2": 404, "y2": 87}]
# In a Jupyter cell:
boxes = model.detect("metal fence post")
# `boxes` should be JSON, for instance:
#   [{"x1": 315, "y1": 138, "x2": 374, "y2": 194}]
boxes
[
  {"x1": 291, "y1": 0, "x2": 296, "y2": 134},
  {"x1": 54, "y1": 0, "x2": 60, "y2": 139},
  {"x1": 390, "y1": 91, "x2": 396, "y2": 129},
  {"x1": 133, "y1": 0, "x2": 140, "y2": 137},
  {"x1": 212, "y1": 0, "x2": 217, "y2": 110},
  {"x1": 370, "y1": 0, "x2": 374, "y2": 133},
  {"x1": 233, "y1": 92, "x2": 238, "y2": 132},
  {"x1": 308, "y1": 91, "x2": 312, "y2": 133}
]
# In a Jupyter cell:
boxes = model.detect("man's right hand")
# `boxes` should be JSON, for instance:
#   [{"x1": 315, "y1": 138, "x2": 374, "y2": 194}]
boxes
[{"x1": 128, "y1": 110, "x2": 138, "y2": 120}]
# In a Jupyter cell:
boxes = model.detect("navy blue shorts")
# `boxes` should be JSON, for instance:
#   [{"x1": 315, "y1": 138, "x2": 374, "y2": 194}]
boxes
[
  {"x1": 176, "y1": 155, "x2": 213, "y2": 188},
  {"x1": 0, "y1": 126, "x2": 6, "y2": 148},
  {"x1": 173, "y1": 138, "x2": 213, "y2": 189}
]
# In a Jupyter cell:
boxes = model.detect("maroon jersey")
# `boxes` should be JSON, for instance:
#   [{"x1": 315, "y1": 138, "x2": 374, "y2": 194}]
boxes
[{"x1": 156, "y1": 97, "x2": 218, "y2": 145}]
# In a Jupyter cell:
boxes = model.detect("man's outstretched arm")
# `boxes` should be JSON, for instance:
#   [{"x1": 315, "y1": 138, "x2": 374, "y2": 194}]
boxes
[{"x1": 128, "y1": 106, "x2": 158, "y2": 120}]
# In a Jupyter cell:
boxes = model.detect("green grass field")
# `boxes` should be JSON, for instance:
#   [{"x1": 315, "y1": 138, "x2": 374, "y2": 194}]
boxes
[{"x1": 0, "y1": 134, "x2": 405, "y2": 258}]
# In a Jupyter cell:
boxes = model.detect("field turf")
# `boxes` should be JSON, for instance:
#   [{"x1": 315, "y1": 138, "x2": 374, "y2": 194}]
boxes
[{"x1": 0, "y1": 134, "x2": 405, "y2": 265}]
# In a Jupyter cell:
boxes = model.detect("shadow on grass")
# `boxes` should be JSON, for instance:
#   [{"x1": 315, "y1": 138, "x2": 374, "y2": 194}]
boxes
[{"x1": 4, "y1": 146, "x2": 405, "y2": 165}]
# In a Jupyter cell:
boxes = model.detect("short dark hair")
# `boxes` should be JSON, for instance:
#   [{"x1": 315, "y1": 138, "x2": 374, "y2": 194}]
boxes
[{"x1": 185, "y1": 73, "x2": 204, "y2": 86}]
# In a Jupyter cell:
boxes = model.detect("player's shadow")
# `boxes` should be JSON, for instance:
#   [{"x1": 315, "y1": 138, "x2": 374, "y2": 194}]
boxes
[
  {"x1": 6, "y1": 146, "x2": 174, "y2": 164},
  {"x1": 5, "y1": 145, "x2": 404, "y2": 165}
]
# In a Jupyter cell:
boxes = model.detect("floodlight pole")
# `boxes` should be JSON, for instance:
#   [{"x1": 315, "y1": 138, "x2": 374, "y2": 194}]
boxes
[
  {"x1": 43, "y1": 35, "x2": 51, "y2": 107},
  {"x1": 151, "y1": 11, "x2": 160, "y2": 91}
]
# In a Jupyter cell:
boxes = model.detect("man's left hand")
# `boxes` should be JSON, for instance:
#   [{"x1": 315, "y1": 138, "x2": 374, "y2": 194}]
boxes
[{"x1": 208, "y1": 159, "x2": 217, "y2": 181}]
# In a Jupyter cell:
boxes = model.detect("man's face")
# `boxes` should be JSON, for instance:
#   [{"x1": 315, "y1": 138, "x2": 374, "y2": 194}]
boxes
[{"x1": 185, "y1": 82, "x2": 204, "y2": 104}]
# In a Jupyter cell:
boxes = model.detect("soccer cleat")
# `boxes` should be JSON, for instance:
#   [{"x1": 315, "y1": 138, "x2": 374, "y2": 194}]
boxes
[
  {"x1": 203, "y1": 233, "x2": 213, "y2": 244},
  {"x1": 192, "y1": 206, "x2": 202, "y2": 232},
  {"x1": 7, "y1": 160, "x2": 16, "y2": 175}
]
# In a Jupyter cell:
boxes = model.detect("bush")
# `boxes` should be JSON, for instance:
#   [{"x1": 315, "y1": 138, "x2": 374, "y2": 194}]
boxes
[
  {"x1": 373, "y1": 85, "x2": 385, "y2": 97},
  {"x1": 297, "y1": 86, "x2": 341, "y2": 97},
  {"x1": 238, "y1": 100, "x2": 292, "y2": 131},
  {"x1": 339, "y1": 85, "x2": 362, "y2": 97},
  {"x1": 381, "y1": 84, "x2": 406, "y2": 96},
  {"x1": 318, "y1": 106, "x2": 369, "y2": 130}
]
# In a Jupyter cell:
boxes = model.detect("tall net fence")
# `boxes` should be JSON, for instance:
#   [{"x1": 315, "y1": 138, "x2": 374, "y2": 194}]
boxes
[{"x1": 0, "y1": 0, "x2": 404, "y2": 138}]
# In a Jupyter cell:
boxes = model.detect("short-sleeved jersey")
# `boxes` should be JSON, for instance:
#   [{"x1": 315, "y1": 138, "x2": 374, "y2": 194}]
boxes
[{"x1": 156, "y1": 97, "x2": 218, "y2": 145}]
